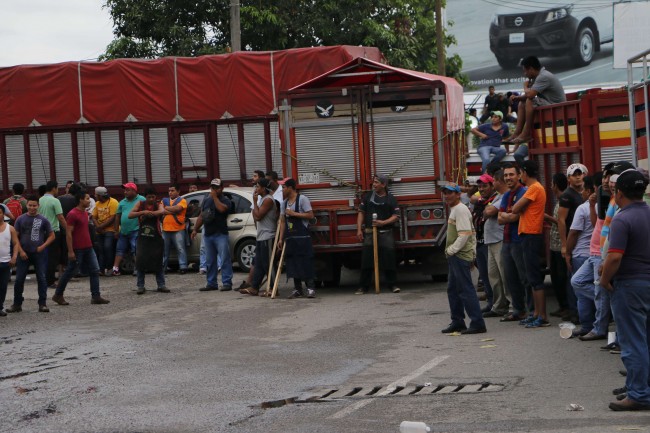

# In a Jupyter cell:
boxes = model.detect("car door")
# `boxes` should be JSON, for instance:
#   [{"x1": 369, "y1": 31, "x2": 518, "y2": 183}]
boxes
[{"x1": 223, "y1": 190, "x2": 252, "y2": 246}]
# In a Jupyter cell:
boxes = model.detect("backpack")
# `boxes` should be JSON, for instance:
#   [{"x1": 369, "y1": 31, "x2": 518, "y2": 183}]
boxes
[{"x1": 5, "y1": 196, "x2": 23, "y2": 220}]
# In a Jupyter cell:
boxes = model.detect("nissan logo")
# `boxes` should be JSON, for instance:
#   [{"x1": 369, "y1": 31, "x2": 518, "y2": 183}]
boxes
[{"x1": 514, "y1": 16, "x2": 523, "y2": 26}]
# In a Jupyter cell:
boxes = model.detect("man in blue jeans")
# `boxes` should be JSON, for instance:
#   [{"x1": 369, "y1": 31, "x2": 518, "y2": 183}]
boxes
[
  {"x1": 601, "y1": 169, "x2": 650, "y2": 411},
  {"x1": 192, "y1": 179, "x2": 233, "y2": 292},
  {"x1": 471, "y1": 110, "x2": 509, "y2": 173},
  {"x1": 441, "y1": 183, "x2": 486, "y2": 335}
]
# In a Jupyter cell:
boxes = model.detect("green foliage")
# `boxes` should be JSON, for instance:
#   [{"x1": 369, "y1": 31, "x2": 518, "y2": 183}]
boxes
[{"x1": 100, "y1": 0, "x2": 467, "y2": 83}]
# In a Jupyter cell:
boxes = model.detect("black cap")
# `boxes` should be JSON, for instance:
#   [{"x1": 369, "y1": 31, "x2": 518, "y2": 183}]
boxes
[
  {"x1": 616, "y1": 170, "x2": 649, "y2": 195},
  {"x1": 605, "y1": 160, "x2": 635, "y2": 176}
]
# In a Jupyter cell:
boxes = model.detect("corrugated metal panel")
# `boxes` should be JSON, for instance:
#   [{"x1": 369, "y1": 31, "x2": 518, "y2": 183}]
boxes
[
  {"x1": 372, "y1": 119, "x2": 434, "y2": 178},
  {"x1": 217, "y1": 124, "x2": 241, "y2": 181},
  {"x1": 180, "y1": 132, "x2": 207, "y2": 179},
  {"x1": 29, "y1": 133, "x2": 50, "y2": 188},
  {"x1": 5, "y1": 135, "x2": 26, "y2": 186},
  {"x1": 124, "y1": 129, "x2": 146, "y2": 183},
  {"x1": 537, "y1": 154, "x2": 547, "y2": 188},
  {"x1": 244, "y1": 123, "x2": 267, "y2": 176},
  {"x1": 77, "y1": 131, "x2": 98, "y2": 186},
  {"x1": 389, "y1": 181, "x2": 436, "y2": 196},
  {"x1": 559, "y1": 153, "x2": 568, "y2": 175},
  {"x1": 53, "y1": 132, "x2": 74, "y2": 183},
  {"x1": 101, "y1": 130, "x2": 122, "y2": 186},
  {"x1": 149, "y1": 128, "x2": 170, "y2": 184},
  {"x1": 301, "y1": 187, "x2": 355, "y2": 202},
  {"x1": 601, "y1": 146, "x2": 633, "y2": 168},
  {"x1": 294, "y1": 123, "x2": 356, "y2": 183},
  {"x1": 269, "y1": 121, "x2": 283, "y2": 177}
]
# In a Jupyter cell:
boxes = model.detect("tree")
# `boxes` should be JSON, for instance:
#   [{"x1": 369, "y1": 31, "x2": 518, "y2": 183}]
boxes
[{"x1": 100, "y1": 0, "x2": 466, "y2": 83}]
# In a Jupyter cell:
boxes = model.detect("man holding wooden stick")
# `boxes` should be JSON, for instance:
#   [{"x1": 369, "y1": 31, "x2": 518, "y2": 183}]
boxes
[{"x1": 355, "y1": 175, "x2": 400, "y2": 295}]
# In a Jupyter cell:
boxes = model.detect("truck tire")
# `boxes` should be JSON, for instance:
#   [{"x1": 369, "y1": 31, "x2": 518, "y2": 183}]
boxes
[
  {"x1": 235, "y1": 238, "x2": 256, "y2": 274},
  {"x1": 323, "y1": 263, "x2": 342, "y2": 288},
  {"x1": 572, "y1": 26, "x2": 595, "y2": 67}
]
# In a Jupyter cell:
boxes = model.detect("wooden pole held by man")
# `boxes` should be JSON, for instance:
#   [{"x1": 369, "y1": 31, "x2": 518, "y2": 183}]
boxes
[{"x1": 372, "y1": 213, "x2": 380, "y2": 294}]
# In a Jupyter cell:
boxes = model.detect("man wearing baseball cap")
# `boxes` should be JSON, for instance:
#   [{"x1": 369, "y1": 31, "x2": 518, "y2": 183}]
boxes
[
  {"x1": 91, "y1": 187, "x2": 119, "y2": 276},
  {"x1": 441, "y1": 182, "x2": 486, "y2": 335},
  {"x1": 110, "y1": 183, "x2": 145, "y2": 276},
  {"x1": 472, "y1": 173, "x2": 497, "y2": 314},
  {"x1": 600, "y1": 169, "x2": 650, "y2": 411},
  {"x1": 470, "y1": 110, "x2": 509, "y2": 174}
]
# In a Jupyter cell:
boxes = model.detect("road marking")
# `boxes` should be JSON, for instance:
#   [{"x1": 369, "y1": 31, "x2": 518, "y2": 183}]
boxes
[
  {"x1": 560, "y1": 61, "x2": 611, "y2": 82},
  {"x1": 329, "y1": 355, "x2": 450, "y2": 419}
]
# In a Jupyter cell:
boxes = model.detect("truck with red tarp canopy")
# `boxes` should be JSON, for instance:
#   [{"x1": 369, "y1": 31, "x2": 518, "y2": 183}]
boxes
[
  {"x1": 0, "y1": 46, "x2": 383, "y2": 195},
  {"x1": 279, "y1": 57, "x2": 466, "y2": 284}
]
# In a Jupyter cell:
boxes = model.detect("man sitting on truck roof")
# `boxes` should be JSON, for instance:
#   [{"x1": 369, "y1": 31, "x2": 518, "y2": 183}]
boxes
[
  {"x1": 470, "y1": 111, "x2": 509, "y2": 174},
  {"x1": 505, "y1": 56, "x2": 566, "y2": 147}
]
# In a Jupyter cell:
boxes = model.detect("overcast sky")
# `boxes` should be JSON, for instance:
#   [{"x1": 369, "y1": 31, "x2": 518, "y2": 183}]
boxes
[{"x1": 0, "y1": 0, "x2": 114, "y2": 67}]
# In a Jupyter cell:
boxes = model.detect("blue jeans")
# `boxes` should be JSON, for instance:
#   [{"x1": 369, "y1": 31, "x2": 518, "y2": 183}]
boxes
[
  {"x1": 55, "y1": 248, "x2": 101, "y2": 298},
  {"x1": 0, "y1": 262, "x2": 12, "y2": 309},
  {"x1": 476, "y1": 243, "x2": 493, "y2": 308},
  {"x1": 446, "y1": 255, "x2": 486, "y2": 330},
  {"x1": 199, "y1": 227, "x2": 206, "y2": 270},
  {"x1": 478, "y1": 146, "x2": 506, "y2": 173},
  {"x1": 501, "y1": 241, "x2": 531, "y2": 316},
  {"x1": 136, "y1": 269, "x2": 166, "y2": 289},
  {"x1": 570, "y1": 255, "x2": 596, "y2": 332},
  {"x1": 513, "y1": 144, "x2": 528, "y2": 166},
  {"x1": 94, "y1": 231, "x2": 116, "y2": 271},
  {"x1": 203, "y1": 233, "x2": 232, "y2": 288},
  {"x1": 116, "y1": 230, "x2": 138, "y2": 257},
  {"x1": 13, "y1": 250, "x2": 48, "y2": 306},
  {"x1": 610, "y1": 279, "x2": 650, "y2": 404},
  {"x1": 163, "y1": 230, "x2": 188, "y2": 270}
]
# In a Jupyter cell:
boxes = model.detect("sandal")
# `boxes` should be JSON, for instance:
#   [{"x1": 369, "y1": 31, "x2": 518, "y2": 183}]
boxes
[
  {"x1": 239, "y1": 287, "x2": 258, "y2": 296},
  {"x1": 500, "y1": 314, "x2": 524, "y2": 322}
]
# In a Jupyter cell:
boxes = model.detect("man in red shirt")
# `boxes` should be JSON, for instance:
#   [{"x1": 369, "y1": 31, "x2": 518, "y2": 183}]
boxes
[{"x1": 52, "y1": 191, "x2": 109, "y2": 306}]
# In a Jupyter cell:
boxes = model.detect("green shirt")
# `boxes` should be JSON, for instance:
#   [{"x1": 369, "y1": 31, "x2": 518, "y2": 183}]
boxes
[
  {"x1": 445, "y1": 202, "x2": 476, "y2": 262},
  {"x1": 39, "y1": 194, "x2": 63, "y2": 232},
  {"x1": 117, "y1": 195, "x2": 145, "y2": 234}
]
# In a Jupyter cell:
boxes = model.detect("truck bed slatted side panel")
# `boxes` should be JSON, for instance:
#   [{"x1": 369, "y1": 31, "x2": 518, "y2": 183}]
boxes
[
  {"x1": 300, "y1": 187, "x2": 356, "y2": 202},
  {"x1": 53, "y1": 132, "x2": 73, "y2": 184},
  {"x1": 102, "y1": 130, "x2": 122, "y2": 186},
  {"x1": 124, "y1": 129, "x2": 146, "y2": 184},
  {"x1": 389, "y1": 181, "x2": 436, "y2": 197},
  {"x1": 77, "y1": 131, "x2": 98, "y2": 186},
  {"x1": 270, "y1": 122, "x2": 283, "y2": 177},
  {"x1": 181, "y1": 132, "x2": 208, "y2": 179},
  {"x1": 29, "y1": 133, "x2": 50, "y2": 188},
  {"x1": 373, "y1": 118, "x2": 435, "y2": 179},
  {"x1": 601, "y1": 146, "x2": 633, "y2": 168},
  {"x1": 218, "y1": 124, "x2": 240, "y2": 181},
  {"x1": 244, "y1": 123, "x2": 267, "y2": 177},
  {"x1": 6, "y1": 135, "x2": 26, "y2": 186},
  {"x1": 149, "y1": 128, "x2": 171, "y2": 184}
]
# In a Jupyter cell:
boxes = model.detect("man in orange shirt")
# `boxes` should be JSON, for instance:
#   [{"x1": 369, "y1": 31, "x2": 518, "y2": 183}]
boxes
[
  {"x1": 512, "y1": 160, "x2": 548, "y2": 328},
  {"x1": 162, "y1": 184, "x2": 188, "y2": 274}
]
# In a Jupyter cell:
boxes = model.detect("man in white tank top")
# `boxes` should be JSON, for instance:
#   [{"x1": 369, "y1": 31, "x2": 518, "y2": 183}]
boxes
[{"x1": 0, "y1": 203, "x2": 25, "y2": 316}]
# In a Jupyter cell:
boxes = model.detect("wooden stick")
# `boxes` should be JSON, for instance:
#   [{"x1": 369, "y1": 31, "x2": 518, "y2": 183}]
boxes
[
  {"x1": 264, "y1": 223, "x2": 282, "y2": 297},
  {"x1": 271, "y1": 242, "x2": 286, "y2": 299},
  {"x1": 373, "y1": 226, "x2": 380, "y2": 294}
]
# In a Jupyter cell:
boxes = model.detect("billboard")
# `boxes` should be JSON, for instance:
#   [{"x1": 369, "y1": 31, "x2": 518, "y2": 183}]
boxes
[{"x1": 447, "y1": 0, "x2": 650, "y2": 91}]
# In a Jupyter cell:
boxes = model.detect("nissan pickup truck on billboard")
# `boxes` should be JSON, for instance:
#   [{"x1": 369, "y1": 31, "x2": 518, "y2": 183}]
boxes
[{"x1": 447, "y1": 0, "x2": 650, "y2": 90}]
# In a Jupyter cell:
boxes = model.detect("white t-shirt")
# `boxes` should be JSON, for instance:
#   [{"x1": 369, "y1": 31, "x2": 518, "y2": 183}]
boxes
[{"x1": 280, "y1": 194, "x2": 312, "y2": 228}]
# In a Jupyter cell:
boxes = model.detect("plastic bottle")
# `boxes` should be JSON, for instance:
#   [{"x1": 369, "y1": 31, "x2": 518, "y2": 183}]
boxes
[{"x1": 399, "y1": 421, "x2": 431, "y2": 433}]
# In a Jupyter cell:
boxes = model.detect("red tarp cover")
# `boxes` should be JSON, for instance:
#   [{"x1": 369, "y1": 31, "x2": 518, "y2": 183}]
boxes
[
  {"x1": 289, "y1": 58, "x2": 465, "y2": 131},
  {"x1": 0, "y1": 46, "x2": 384, "y2": 129}
]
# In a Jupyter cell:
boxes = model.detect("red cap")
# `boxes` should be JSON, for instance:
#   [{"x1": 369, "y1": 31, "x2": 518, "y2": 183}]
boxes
[
  {"x1": 477, "y1": 174, "x2": 494, "y2": 184},
  {"x1": 278, "y1": 177, "x2": 291, "y2": 185},
  {"x1": 122, "y1": 182, "x2": 137, "y2": 191}
]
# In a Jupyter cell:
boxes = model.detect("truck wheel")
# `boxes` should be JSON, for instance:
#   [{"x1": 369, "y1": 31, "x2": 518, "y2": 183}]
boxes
[
  {"x1": 235, "y1": 238, "x2": 256, "y2": 273},
  {"x1": 323, "y1": 264, "x2": 342, "y2": 288},
  {"x1": 496, "y1": 55, "x2": 518, "y2": 69},
  {"x1": 119, "y1": 254, "x2": 135, "y2": 275},
  {"x1": 572, "y1": 26, "x2": 595, "y2": 67}
]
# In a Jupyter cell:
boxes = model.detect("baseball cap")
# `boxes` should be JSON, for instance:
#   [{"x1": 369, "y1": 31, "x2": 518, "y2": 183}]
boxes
[
  {"x1": 122, "y1": 182, "x2": 137, "y2": 191},
  {"x1": 490, "y1": 111, "x2": 503, "y2": 119},
  {"x1": 566, "y1": 163, "x2": 588, "y2": 176},
  {"x1": 210, "y1": 178, "x2": 222, "y2": 187},
  {"x1": 477, "y1": 173, "x2": 494, "y2": 184},
  {"x1": 95, "y1": 186, "x2": 108, "y2": 196},
  {"x1": 616, "y1": 169, "x2": 649, "y2": 195},
  {"x1": 278, "y1": 177, "x2": 291, "y2": 185},
  {"x1": 442, "y1": 183, "x2": 461, "y2": 193},
  {"x1": 604, "y1": 160, "x2": 635, "y2": 176}
]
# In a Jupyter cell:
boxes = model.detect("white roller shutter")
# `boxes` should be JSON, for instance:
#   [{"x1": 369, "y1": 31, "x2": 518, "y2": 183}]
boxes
[
  {"x1": 372, "y1": 119, "x2": 435, "y2": 178},
  {"x1": 217, "y1": 124, "x2": 241, "y2": 180},
  {"x1": 77, "y1": 131, "x2": 98, "y2": 186},
  {"x1": 29, "y1": 133, "x2": 50, "y2": 188},
  {"x1": 149, "y1": 128, "x2": 171, "y2": 184},
  {"x1": 101, "y1": 130, "x2": 122, "y2": 186},
  {"x1": 124, "y1": 128, "x2": 146, "y2": 183},
  {"x1": 244, "y1": 123, "x2": 267, "y2": 176},
  {"x1": 294, "y1": 123, "x2": 356, "y2": 184},
  {"x1": 269, "y1": 121, "x2": 283, "y2": 177},
  {"x1": 53, "y1": 132, "x2": 74, "y2": 183},
  {"x1": 179, "y1": 132, "x2": 207, "y2": 179},
  {"x1": 5, "y1": 135, "x2": 26, "y2": 186}
]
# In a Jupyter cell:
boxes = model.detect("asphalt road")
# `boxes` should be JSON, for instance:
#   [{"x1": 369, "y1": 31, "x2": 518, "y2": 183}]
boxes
[{"x1": 2, "y1": 267, "x2": 649, "y2": 433}]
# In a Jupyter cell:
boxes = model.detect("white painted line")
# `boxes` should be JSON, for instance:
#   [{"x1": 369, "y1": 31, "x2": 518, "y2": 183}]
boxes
[
  {"x1": 329, "y1": 355, "x2": 450, "y2": 419},
  {"x1": 560, "y1": 62, "x2": 611, "y2": 82}
]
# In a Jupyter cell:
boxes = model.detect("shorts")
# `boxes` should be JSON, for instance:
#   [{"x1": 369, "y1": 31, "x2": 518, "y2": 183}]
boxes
[
  {"x1": 532, "y1": 97, "x2": 553, "y2": 107},
  {"x1": 116, "y1": 231, "x2": 138, "y2": 257}
]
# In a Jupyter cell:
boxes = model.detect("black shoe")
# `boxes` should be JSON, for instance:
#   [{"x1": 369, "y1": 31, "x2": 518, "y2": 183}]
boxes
[
  {"x1": 616, "y1": 393, "x2": 627, "y2": 401},
  {"x1": 157, "y1": 287, "x2": 170, "y2": 293},
  {"x1": 613, "y1": 386, "x2": 627, "y2": 395},
  {"x1": 482, "y1": 310, "x2": 501, "y2": 318},
  {"x1": 38, "y1": 305, "x2": 50, "y2": 313},
  {"x1": 620, "y1": 369, "x2": 627, "y2": 377},
  {"x1": 461, "y1": 327, "x2": 487, "y2": 335},
  {"x1": 137, "y1": 287, "x2": 145, "y2": 295},
  {"x1": 91, "y1": 296, "x2": 110, "y2": 304},
  {"x1": 5, "y1": 304, "x2": 22, "y2": 313},
  {"x1": 200, "y1": 286, "x2": 219, "y2": 292},
  {"x1": 219, "y1": 285, "x2": 233, "y2": 291},
  {"x1": 601, "y1": 342, "x2": 617, "y2": 351},
  {"x1": 441, "y1": 323, "x2": 467, "y2": 334},
  {"x1": 0, "y1": 309, "x2": 6, "y2": 317}
]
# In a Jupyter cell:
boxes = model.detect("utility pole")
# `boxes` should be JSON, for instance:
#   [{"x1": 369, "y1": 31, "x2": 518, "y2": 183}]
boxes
[
  {"x1": 435, "y1": 0, "x2": 445, "y2": 75},
  {"x1": 230, "y1": 0, "x2": 241, "y2": 52}
]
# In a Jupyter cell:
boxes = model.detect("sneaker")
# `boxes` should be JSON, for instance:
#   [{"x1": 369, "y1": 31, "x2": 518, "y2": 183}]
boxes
[
  {"x1": 525, "y1": 317, "x2": 550, "y2": 328},
  {"x1": 52, "y1": 294, "x2": 69, "y2": 306},
  {"x1": 5, "y1": 304, "x2": 22, "y2": 313},
  {"x1": 601, "y1": 342, "x2": 618, "y2": 351},
  {"x1": 610, "y1": 345, "x2": 622, "y2": 354},
  {"x1": 0, "y1": 309, "x2": 6, "y2": 317},
  {"x1": 460, "y1": 327, "x2": 487, "y2": 335},
  {"x1": 288, "y1": 289, "x2": 303, "y2": 299},
  {"x1": 38, "y1": 305, "x2": 50, "y2": 313},
  {"x1": 199, "y1": 286, "x2": 219, "y2": 291},
  {"x1": 137, "y1": 287, "x2": 145, "y2": 295},
  {"x1": 199, "y1": 268, "x2": 207, "y2": 275},
  {"x1": 91, "y1": 296, "x2": 110, "y2": 305},
  {"x1": 518, "y1": 315, "x2": 535, "y2": 326},
  {"x1": 306, "y1": 289, "x2": 316, "y2": 298},
  {"x1": 104, "y1": 269, "x2": 113, "y2": 277},
  {"x1": 220, "y1": 285, "x2": 233, "y2": 292},
  {"x1": 391, "y1": 286, "x2": 401, "y2": 293},
  {"x1": 112, "y1": 268, "x2": 121, "y2": 276},
  {"x1": 354, "y1": 288, "x2": 368, "y2": 295},
  {"x1": 571, "y1": 327, "x2": 590, "y2": 338},
  {"x1": 157, "y1": 287, "x2": 170, "y2": 293}
]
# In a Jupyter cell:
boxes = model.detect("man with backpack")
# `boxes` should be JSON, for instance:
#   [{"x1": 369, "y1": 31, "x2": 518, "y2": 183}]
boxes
[
  {"x1": 161, "y1": 184, "x2": 189, "y2": 274},
  {"x1": 3, "y1": 183, "x2": 27, "y2": 223}
]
